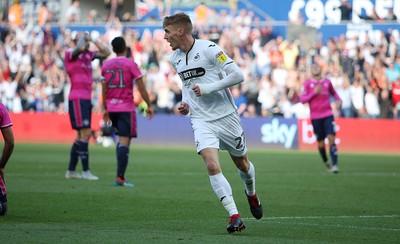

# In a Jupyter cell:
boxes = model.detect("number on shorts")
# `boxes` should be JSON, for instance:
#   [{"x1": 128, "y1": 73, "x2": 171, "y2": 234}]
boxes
[{"x1": 235, "y1": 132, "x2": 245, "y2": 149}]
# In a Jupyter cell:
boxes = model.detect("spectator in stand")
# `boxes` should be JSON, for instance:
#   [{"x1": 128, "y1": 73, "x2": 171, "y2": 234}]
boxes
[
  {"x1": 336, "y1": 75, "x2": 353, "y2": 118},
  {"x1": 300, "y1": 64, "x2": 342, "y2": 173},
  {"x1": 64, "y1": 31, "x2": 110, "y2": 180},
  {"x1": 14, "y1": 18, "x2": 33, "y2": 47},
  {"x1": 379, "y1": 89, "x2": 392, "y2": 118},
  {"x1": 336, "y1": 0, "x2": 352, "y2": 21},
  {"x1": 231, "y1": 86, "x2": 248, "y2": 117},
  {"x1": 395, "y1": 55, "x2": 400, "y2": 72},
  {"x1": 8, "y1": 0, "x2": 23, "y2": 27},
  {"x1": 0, "y1": 103, "x2": 14, "y2": 216},
  {"x1": 243, "y1": 103, "x2": 258, "y2": 118},
  {"x1": 86, "y1": 9, "x2": 101, "y2": 24},
  {"x1": 279, "y1": 39, "x2": 299, "y2": 70},
  {"x1": 38, "y1": 1, "x2": 50, "y2": 27},
  {"x1": 104, "y1": 18, "x2": 123, "y2": 45},
  {"x1": 391, "y1": 76, "x2": 400, "y2": 119},
  {"x1": 386, "y1": 62, "x2": 400, "y2": 83},
  {"x1": 104, "y1": 0, "x2": 124, "y2": 21},
  {"x1": 194, "y1": 2, "x2": 210, "y2": 34},
  {"x1": 258, "y1": 74, "x2": 278, "y2": 117},
  {"x1": 364, "y1": 86, "x2": 381, "y2": 119},
  {"x1": 350, "y1": 74, "x2": 366, "y2": 118},
  {"x1": 65, "y1": 0, "x2": 81, "y2": 24}
]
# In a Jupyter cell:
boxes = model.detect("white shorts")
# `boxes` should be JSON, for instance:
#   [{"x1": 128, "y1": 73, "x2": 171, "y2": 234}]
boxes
[{"x1": 191, "y1": 112, "x2": 247, "y2": 157}]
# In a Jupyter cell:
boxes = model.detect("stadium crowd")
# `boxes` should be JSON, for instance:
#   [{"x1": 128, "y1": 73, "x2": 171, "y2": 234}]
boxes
[{"x1": 0, "y1": 1, "x2": 400, "y2": 119}]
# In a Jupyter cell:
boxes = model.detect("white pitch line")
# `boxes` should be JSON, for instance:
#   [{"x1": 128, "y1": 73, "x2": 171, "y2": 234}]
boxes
[
  {"x1": 243, "y1": 215, "x2": 400, "y2": 232},
  {"x1": 242, "y1": 214, "x2": 400, "y2": 220},
  {"x1": 272, "y1": 221, "x2": 400, "y2": 232}
]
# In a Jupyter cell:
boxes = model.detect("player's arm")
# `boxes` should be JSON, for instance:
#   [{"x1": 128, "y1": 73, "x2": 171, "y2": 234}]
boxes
[
  {"x1": 0, "y1": 126, "x2": 14, "y2": 180},
  {"x1": 101, "y1": 81, "x2": 110, "y2": 123},
  {"x1": 93, "y1": 38, "x2": 111, "y2": 60},
  {"x1": 136, "y1": 77, "x2": 154, "y2": 119},
  {"x1": 194, "y1": 62, "x2": 244, "y2": 96}
]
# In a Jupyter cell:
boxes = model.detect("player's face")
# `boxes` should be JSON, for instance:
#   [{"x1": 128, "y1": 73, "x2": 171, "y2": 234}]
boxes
[
  {"x1": 311, "y1": 64, "x2": 321, "y2": 77},
  {"x1": 164, "y1": 25, "x2": 181, "y2": 51}
]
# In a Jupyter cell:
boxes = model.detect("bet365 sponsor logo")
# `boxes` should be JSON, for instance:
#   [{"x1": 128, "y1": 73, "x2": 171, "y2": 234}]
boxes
[{"x1": 261, "y1": 118, "x2": 297, "y2": 149}]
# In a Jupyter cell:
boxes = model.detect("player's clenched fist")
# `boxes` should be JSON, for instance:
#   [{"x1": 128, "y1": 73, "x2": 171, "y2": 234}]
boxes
[{"x1": 177, "y1": 102, "x2": 189, "y2": 115}]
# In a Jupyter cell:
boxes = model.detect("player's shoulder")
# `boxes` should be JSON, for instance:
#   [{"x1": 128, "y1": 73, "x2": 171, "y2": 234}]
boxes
[
  {"x1": 322, "y1": 77, "x2": 332, "y2": 84},
  {"x1": 0, "y1": 102, "x2": 7, "y2": 111},
  {"x1": 303, "y1": 78, "x2": 312, "y2": 85},
  {"x1": 169, "y1": 49, "x2": 183, "y2": 63},
  {"x1": 195, "y1": 39, "x2": 220, "y2": 52},
  {"x1": 196, "y1": 39, "x2": 217, "y2": 47}
]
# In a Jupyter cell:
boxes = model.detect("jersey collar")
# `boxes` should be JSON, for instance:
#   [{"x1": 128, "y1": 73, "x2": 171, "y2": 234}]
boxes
[{"x1": 185, "y1": 38, "x2": 196, "y2": 65}]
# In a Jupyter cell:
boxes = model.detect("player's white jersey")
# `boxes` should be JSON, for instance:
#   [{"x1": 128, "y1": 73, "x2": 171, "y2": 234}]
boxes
[{"x1": 170, "y1": 39, "x2": 237, "y2": 121}]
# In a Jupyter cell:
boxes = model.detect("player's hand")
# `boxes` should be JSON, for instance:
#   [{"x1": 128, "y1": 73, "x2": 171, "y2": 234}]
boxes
[
  {"x1": 337, "y1": 100, "x2": 342, "y2": 109},
  {"x1": 192, "y1": 85, "x2": 202, "y2": 97},
  {"x1": 314, "y1": 84, "x2": 322, "y2": 94},
  {"x1": 177, "y1": 102, "x2": 189, "y2": 115},
  {"x1": 146, "y1": 107, "x2": 154, "y2": 120}
]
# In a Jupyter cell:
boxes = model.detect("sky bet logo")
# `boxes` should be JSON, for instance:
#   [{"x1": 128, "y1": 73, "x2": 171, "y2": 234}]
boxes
[{"x1": 260, "y1": 118, "x2": 297, "y2": 149}]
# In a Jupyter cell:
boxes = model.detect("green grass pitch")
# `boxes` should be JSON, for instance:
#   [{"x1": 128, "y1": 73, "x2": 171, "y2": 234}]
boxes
[{"x1": 1, "y1": 143, "x2": 399, "y2": 243}]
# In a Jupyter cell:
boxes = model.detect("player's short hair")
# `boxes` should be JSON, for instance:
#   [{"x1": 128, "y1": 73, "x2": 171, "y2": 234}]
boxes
[
  {"x1": 111, "y1": 36, "x2": 126, "y2": 54},
  {"x1": 163, "y1": 12, "x2": 193, "y2": 34}
]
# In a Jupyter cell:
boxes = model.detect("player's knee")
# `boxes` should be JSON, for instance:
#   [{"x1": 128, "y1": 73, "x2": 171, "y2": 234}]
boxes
[{"x1": 0, "y1": 202, "x2": 7, "y2": 216}]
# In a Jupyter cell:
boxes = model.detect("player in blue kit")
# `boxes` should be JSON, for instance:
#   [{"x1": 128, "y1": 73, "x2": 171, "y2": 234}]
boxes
[{"x1": 163, "y1": 12, "x2": 263, "y2": 233}]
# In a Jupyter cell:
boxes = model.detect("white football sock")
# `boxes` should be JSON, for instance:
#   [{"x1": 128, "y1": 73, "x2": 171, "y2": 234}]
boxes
[
  {"x1": 238, "y1": 161, "x2": 256, "y2": 196},
  {"x1": 209, "y1": 172, "x2": 238, "y2": 216}
]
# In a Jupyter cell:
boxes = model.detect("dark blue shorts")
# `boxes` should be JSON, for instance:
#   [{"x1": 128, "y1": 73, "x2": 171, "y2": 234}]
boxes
[
  {"x1": 311, "y1": 115, "x2": 336, "y2": 141},
  {"x1": 109, "y1": 111, "x2": 137, "y2": 138},
  {"x1": 68, "y1": 100, "x2": 92, "y2": 130}
]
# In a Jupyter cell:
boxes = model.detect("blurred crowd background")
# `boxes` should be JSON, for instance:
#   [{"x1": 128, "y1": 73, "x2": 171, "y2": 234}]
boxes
[{"x1": 0, "y1": 0, "x2": 399, "y2": 119}]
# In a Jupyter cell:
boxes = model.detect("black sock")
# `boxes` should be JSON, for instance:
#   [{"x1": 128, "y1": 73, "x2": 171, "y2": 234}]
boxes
[
  {"x1": 68, "y1": 140, "x2": 80, "y2": 171},
  {"x1": 79, "y1": 140, "x2": 89, "y2": 171},
  {"x1": 330, "y1": 144, "x2": 338, "y2": 166},
  {"x1": 117, "y1": 144, "x2": 129, "y2": 179},
  {"x1": 318, "y1": 147, "x2": 328, "y2": 162}
]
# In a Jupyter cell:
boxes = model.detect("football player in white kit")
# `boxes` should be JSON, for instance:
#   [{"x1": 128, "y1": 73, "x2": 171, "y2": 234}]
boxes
[{"x1": 163, "y1": 12, "x2": 263, "y2": 233}]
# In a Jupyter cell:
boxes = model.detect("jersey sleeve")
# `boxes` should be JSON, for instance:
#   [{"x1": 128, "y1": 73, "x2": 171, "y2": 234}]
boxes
[{"x1": 0, "y1": 103, "x2": 12, "y2": 128}]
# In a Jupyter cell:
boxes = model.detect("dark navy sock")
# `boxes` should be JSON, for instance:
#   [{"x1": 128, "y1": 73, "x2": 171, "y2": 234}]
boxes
[
  {"x1": 0, "y1": 202, "x2": 7, "y2": 216},
  {"x1": 79, "y1": 140, "x2": 89, "y2": 171},
  {"x1": 117, "y1": 144, "x2": 129, "y2": 179},
  {"x1": 330, "y1": 144, "x2": 338, "y2": 166},
  {"x1": 318, "y1": 147, "x2": 328, "y2": 162},
  {"x1": 68, "y1": 140, "x2": 80, "y2": 171}
]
